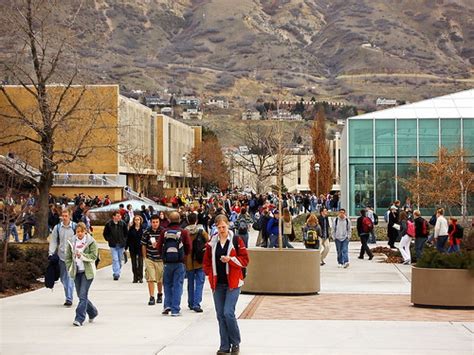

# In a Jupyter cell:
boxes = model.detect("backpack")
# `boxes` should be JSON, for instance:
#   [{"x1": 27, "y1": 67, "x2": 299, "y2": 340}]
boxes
[
  {"x1": 373, "y1": 213, "x2": 379, "y2": 225},
  {"x1": 306, "y1": 229, "x2": 319, "y2": 246},
  {"x1": 55, "y1": 222, "x2": 77, "y2": 244},
  {"x1": 407, "y1": 220, "x2": 415, "y2": 237},
  {"x1": 237, "y1": 219, "x2": 248, "y2": 234},
  {"x1": 361, "y1": 217, "x2": 373, "y2": 233},
  {"x1": 454, "y1": 225, "x2": 464, "y2": 239},
  {"x1": 421, "y1": 219, "x2": 429, "y2": 237},
  {"x1": 232, "y1": 235, "x2": 247, "y2": 279},
  {"x1": 191, "y1": 229, "x2": 206, "y2": 264},
  {"x1": 162, "y1": 229, "x2": 184, "y2": 263}
]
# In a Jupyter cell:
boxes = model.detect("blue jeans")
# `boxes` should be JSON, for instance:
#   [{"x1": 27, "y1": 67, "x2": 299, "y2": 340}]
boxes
[
  {"x1": 335, "y1": 238, "x2": 349, "y2": 265},
  {"x1": 59, "y1": 260, "x2": 74, "y2": 302},
  {"x1": 4, "y1": 223, "x2": 19, "y2": 242},
  {"x1": 415, "y1": 237, "x2": 427, "y2": 259},
  {"x1": 74, "y1": 272, "x2": 98, "y2": 324},
  {"x1": 163, "y1": 263, "x2": 185, "y2": 314},
  {"x1": 282, "y1": 235, "x2": 294, "y2": 248},
  {"x1": 436, "y1": 236, "x2": 448, "y2": 253},
  {"x1": 213, "y1": 284, "x2": 241, "y2": 351},
  {"x1": 110, "y1": 246, "x2": 124, "y2": 277},
  {"x1": 187, "y1": 268, "x2": 205, "y2": 309},
  {"x1": 447, "y1": 244, "x2": 460, "y2": 253},
  {"x1": 267, "y1": 234, "x2": 279, "y2": 248}
]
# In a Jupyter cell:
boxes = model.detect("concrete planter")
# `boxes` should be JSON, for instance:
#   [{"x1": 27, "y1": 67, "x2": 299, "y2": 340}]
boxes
[
  {"x1": 241, "y1": 248, "x2": 320, "y2": 295},
  {"x1": 411, "y1": 267, "x2": 474, "y2": 307}
]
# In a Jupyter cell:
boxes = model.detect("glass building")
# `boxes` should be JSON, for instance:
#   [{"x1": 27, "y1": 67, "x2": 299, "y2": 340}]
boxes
[{"x1": 341, "y1": 89, "x2": 474, "y2": 216}]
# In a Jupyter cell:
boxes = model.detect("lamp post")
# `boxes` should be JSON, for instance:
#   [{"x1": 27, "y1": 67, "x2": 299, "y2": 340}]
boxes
[
  {"x1": 197, "y1": 159, "x2": 203, "y2": 192},
  {"x1": 182, "y1": 155, "x2": 187, "y2": 191},
  {"x1": 315, "y1": 163, "x2": 320, "y2": 198},
  {"x1": 334, "y1": 132, "x2": 340, "y2": 185}
]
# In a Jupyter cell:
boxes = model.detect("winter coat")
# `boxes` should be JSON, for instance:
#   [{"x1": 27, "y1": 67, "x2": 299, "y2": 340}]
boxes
[{"x1": 65, "y1": 235, "x2": 98, "y2": 280}]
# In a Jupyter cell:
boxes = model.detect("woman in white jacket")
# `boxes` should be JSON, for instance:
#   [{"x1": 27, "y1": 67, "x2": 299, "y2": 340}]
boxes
[{"x1": 434, "y1": 208, "x2": 449, "y2": 252}]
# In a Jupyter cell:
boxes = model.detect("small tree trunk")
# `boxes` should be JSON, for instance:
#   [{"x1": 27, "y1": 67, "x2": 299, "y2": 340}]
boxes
[{"x1": 34, "y1": 178, "x2": 51, "y2": 241}]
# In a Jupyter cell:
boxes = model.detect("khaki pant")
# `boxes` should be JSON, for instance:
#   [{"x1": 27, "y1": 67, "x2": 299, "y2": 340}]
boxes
[
  {"x1": 145, "y1": 258, "x2": 163, "y2": 283},
  {"x1": 320, "y1": 238, "x2": 330, "y2": 262}
]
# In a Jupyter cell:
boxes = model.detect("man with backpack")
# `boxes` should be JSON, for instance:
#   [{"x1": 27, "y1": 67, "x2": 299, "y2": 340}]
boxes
[
  {"x1": 157, "y1": 211, "x2": 191, "y2": 316},
  {"x1": 48, "y1": 208, "x2": 76, "y2": 306},
  {"x1": 357, "y1": 209, "x2": 374, "y2": 261},
  {"x1": 184, "y1": 213, "x2": 209, "y2": 313},
  {"x1": 235, "y1": 207, "x2": 253, "y2": 248},
  {"x1": 413, "y1": 210, "x2": 429, "y2": 259}
]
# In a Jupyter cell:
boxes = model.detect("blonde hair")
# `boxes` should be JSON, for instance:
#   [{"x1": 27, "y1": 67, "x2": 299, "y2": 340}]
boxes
[
  {"x1": 76, "y1": 222, "x2": 87, "y2": 233},
  {"x1": 215, "y1": 214, "x2": 229, "y2": 226},
  {"x1": 283, "y1": 208, "x2": 291, "y2": 222},
  {"x1": 306, "y1": 214, "x2": 318, "y2": 226}
]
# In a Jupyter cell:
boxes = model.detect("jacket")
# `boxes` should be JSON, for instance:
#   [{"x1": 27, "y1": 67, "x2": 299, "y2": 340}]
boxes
[
  {"x1": 203, "y1": 232, "x2": 249, "y2": 291},
  {"x1": 103, "y1": 219, "x2": 128, "y2": 248},
  {"x1": 156, "y1": 223, "x2": 192, "y2": 264},
  {"x1": 184, "y1": 224, "x2": 209, "y2": 270},
  {"x1": 333, "y1": 217, "x2": 351, "y2": 241},
  {"x1": 127, "y1": 225, "x2": 144, "y2": 255},
  {"x1": 65, "y1": 234, "x2": 98, "y2": 280},
  {"x1": 414, "y1": 217, "x2": 428, "y2": 238},
  {"x1": 434, "y1": 216, "x2": 448, "y2": 238},
  {"x1": 356, "y1": 216, "x2": 370, "y2": 236},
  {"x1": 317, "y1": 215, "x2": 330, "y2": 239},
  {"x1": 398, "y1": 220, "x2": 408, "y2": 238},
  {"x1": 48, "y1": 221, "x2": 77, "y2": 261},
  {"x1": 45, "y1": 254, "x2": 60, "y2": 289},
  {"x1": 267, "y1": 217, "x2": 280, "y2": 236}
]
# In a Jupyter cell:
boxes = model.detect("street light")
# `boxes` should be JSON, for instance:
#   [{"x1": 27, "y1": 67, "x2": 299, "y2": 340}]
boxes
[
  {"x1": 182, "y1": 155, "x2": 187, "y2": 191},
  {"x1": 315, "y1": 163, "x2": 320, "y2": 198},
  {"x1": 197, "y1": 159, "x2": 203, "y2": 191}
]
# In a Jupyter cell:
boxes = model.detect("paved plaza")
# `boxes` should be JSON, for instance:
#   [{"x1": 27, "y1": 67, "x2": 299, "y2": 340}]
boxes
[{"x1": 1, "y1": 231, "x2": 473, "y2": 354}]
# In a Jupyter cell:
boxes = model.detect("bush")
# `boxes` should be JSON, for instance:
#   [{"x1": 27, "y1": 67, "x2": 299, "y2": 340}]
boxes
[{"x1": 416, "y1": 248, "x2": 474, "y2": 271}]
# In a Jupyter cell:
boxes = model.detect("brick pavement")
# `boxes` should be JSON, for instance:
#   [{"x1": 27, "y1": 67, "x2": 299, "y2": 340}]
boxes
[{"x1": 240, "y1": 294, "x2": 474, "y2": 322}]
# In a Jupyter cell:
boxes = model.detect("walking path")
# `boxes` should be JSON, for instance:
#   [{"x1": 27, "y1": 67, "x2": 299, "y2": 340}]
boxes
[{"x1": 1, "y1": 231, "x2": 473, "y2": 354}]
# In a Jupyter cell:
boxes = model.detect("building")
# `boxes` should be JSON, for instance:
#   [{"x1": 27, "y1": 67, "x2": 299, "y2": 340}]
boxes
[
  {"x1": 269, "y1": 110, "x2": 303, "y2": 121},
  {"x1": 177, "y1": 97, "x2": 200, "y2": 107},
  {"x1": 207, "y1": 96, "x2": 229, "y2": 109},
  {"x1": 376, "y1": 98, "x2": 398, "y2": 107},
  {"x1": 182, "y1": 108, "x2": 203, "y2": 120},
  {"x1": 341, "y1": 89, "x2": 474, "y2": 216},
  {"x1": 241, "y1": 110, "x2": 261, "y2": 120},
  {"x1": 0, "y1": 85, "x2": 201, "y2": 199}
]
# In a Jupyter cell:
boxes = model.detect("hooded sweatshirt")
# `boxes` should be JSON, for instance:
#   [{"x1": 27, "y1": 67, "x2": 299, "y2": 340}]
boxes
[
  {"x1": 184, "y1": 224, "x2": 209, "y2": 270},
  {"x1": 333, "y1": 217, "x2": 351, "y2": 241}
]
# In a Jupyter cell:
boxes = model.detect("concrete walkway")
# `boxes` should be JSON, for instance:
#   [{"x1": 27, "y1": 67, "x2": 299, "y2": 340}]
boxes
[{"x1": 1, "y1": 231, "x2": 473, "y2": 354}]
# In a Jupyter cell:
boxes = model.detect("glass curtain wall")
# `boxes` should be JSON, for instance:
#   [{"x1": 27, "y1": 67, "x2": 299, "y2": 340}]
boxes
[{"x1": 375, "y1": 119, "x2": 395, "y2": 214}]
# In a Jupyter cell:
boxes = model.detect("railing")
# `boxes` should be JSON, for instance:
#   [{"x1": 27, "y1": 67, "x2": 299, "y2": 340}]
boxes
[
  {"x1": 124, "y1": 187, "x2": 156, "y2": 205},
  {"x1": 53, "y1": 173, "x2": 127, "y2": 187}
]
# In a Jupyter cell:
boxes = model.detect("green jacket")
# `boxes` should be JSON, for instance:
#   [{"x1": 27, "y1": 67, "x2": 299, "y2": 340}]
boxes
[{"x1": 65, "y1": 235, "x2": 98, "y2": 280}]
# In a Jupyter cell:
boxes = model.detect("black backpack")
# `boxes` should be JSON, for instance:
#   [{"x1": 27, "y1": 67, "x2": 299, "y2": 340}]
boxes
[
  {"x1": 232, "y1": 235, "x2": 247, "y2": 279},
  {"x1": 162, "y1": 229, "x2": 184, "y2": 263},
  {"x1": 237, "y1": 219, "x2": 248, "y2": 234},
  {"x1": 454, "y1": 225, "x2": 464, "y2": 239},
  {"x1": 191, "y1": 229, "x2": 206, "y2": 264}
]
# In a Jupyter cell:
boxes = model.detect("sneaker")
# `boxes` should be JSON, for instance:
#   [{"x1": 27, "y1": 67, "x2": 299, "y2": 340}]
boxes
[
  {"x1": 113, "y1": 275, "x2": 119, "y2": 281},
  {"x1": 403, "y1": 260, "x2": 411, "y2": 265},
  {"x1": 162, "y1": 308, "x2": 171, "y2": 315},
  {"x1": 138, "y1": 279, "x2": 143, "y2": 283},
  {"x1": 193, "y1": 306, "x2": 203, "y2": 313},
  {"x1": 231, "y1": 345, "x2": 240, "y2": 354},
  {"x1": 89, "y1": 314, "x2": 98, "y2": 323},
  {"x1": 357, "y1": 256, "x2": 364, "y2": 259},
  {"x1": 148, "y1": 296, "x2": 156, "y2": 306},
  {"x1": 343, "y1": 262, "x2": 349, "y2": 268},
  {"x1": 320, "y1": 261, "x2": 326, "y2": 266},
  {"x1": 170, "y1": 312, "x2": 181, "y2": 317},
  {"x1": 64, "y1": 300, "x2": 73, "y2": 307},
  {"x1": 216, "y1": 350, "x2": 230, "y2": 354},
  {"x1": 369, "y1": 255, "x2": 374, "y2": 261},
  {"x1": 72, "y1": 320, "x2": 82, "y2": 327},
  {"x1": 337, "y1": 264, "x2": 343, "y2": 268},
  {"x1": 157, "y1": 293, "x2": 163, "y2": 304}
]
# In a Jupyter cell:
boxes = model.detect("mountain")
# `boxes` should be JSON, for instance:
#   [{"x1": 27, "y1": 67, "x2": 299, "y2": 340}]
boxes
[{"x1": 2, "y1": 0, "x2": 474, "y2": 106}]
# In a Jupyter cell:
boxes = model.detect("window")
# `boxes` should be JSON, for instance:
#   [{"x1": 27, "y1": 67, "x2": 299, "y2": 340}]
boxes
[
  {"x1": 349, "y1": 119, "x2": 373, "y2": 157},
  {"x1": 418, "y1": 119, "x2": 439, "y2": 159},
  {"x1": 463, "y1": 118, "x2": 474, "y2": 155},
  {"x1": 349, "y1": 163, "x2": 374, "y2": 215},
  {"x1": 397, "y1": 119, "x2": 417, "y2": 159},
  {"x1": 375, "y1": 119, "x2": 395, "y2": 157},
  {"x1": 441, "y1": 119, "x2": 461, "y2": 150}
]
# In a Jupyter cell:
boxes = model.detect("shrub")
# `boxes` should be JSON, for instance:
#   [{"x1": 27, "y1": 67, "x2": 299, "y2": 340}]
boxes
[{"x1": 416, "y1": 248, "x2": 474, "y2": 271}]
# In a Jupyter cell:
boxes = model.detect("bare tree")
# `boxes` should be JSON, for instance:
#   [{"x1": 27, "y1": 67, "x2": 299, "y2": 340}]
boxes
[
  {"x1": 0, "y1": 1, "x2": 115, "y2": 239},
  {"x1": 122, "y1": 150, "x2": 154, "y2": 195}
]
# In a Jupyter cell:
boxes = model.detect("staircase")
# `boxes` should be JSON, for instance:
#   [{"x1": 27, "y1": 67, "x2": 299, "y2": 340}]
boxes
[{"x1": 123, "y1": 187, "x2": 156, "y2": 205}]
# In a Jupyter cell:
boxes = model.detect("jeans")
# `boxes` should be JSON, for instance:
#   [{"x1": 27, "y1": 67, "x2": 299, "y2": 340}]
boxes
[
  {"x1": 74, "y1": 272, "x2": 98, "y2": 324},
  {"x1": 4, "y1": 223, "x2": 19, "y2": 242},
  {"x1": 58, "y1": 260, "x2": 74, "y2": 302},
  {"x1": 110, "y1": 246, "x2": 125, "y2": 277},
  {"x1": 335, "y1": 238, "x2": 349, "y2": 265},
  {"x1": 399, "y1": 235, "x2": 411, "y2": 262},
  {"x1": 23, "y1": 225, "x2": 32, "y2": 242},
  {"x1": 447, "y1": 244, "x2": 460, "y2": 253},
  {"x1": 130, "y1": 252, "x2": 143, "y2": 282},
  {"x1": 320, "y1": 238, "x2": 330, "y2": 262},
  {"x1": 359, "y1": 233, "x2": 373, "y2": 259},
  {"x1": 414, "y1": 237, "x2": 427, "y2": 259},
  {"x1": 436, "y1": 236, "x2": 448, "y2": 253},
  {"x1": 213, "y1": 284, "x2": 241, "y2": 351},
  {"x1": 368, "y1": 230, "x2": 377, "y2": 244},
  {"x1": 163, "y1": 263, "x2": 185, "y2": 314},
  {"x1": 282, "y1": 235, "x2": 294, "y2": 248},
  {"x1": 187, "y1": 268, "x2": 205, "y2": 309},
  {"x1": 267, "y1": 234, "x2": 279, "y2": 248}
]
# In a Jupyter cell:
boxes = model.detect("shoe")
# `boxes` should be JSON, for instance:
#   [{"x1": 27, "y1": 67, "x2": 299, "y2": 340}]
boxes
[
  {"x1": 72, "y1": 320, "x2": 82, "y2": 327},
  {"x1": 113, "y1": 275, "x2": 119, "y2": 281},
  {"x1": 170, "y1": 312, "x2": 181, "y2": 317},
  {"x1": 403, "y1": 260, "x2": 411, "y2": 265},
  {"x1": 216, "y1": 350, "x2": 231, "y2": 354},
  {"x1": 89, "y1": 313, "x2": 98, "y2": 323},
  {"x1": 64, "y1": 300, "x2": 72, "y2": 307},
  {"x1": 162, "y1": 308, "x2": 171, "y2": 315},
  {"x1": 231, "y1": 345, "x2": 240, "y2": 354},
  {"x1": 138, "y1": 279, "x2": 143, "y2": 283},
  {"x1": 193, "y1": 306, "x2": 203, "y2": 313},
  {"x1": 188, "y1": 305, "x2": 193, "y2": 310},
  {"x1": 369, "y1": 255, "x2": 374, "y2": 260},
  {"x1": 343, "y1": 263, "x2": 349, "y2": 268},
  {"x1": 133, "y1": 279, "x2": 138, "y2": 283},
  {"x1": 148, "y1": 296, "x2": 155, "y2": 306},
  {"x1": 337, "y1": 264, "x2": 343, "y2": 268},
  {"x1": 358, "y1": 256, "x2": 364, "y2": 259},
  {"x1": 157, "y1": 293, "x2": 163, "y2": 304}
]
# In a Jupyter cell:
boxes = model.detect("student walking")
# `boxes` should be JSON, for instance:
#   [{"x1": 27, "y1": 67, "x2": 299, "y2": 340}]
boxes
[
  {"x1": 356, "y1": 209, "x2": 374, "y2": 261},
  {"x1": 333, "y1": 209, "x2": 351, "y2": 268},
  {"x1": 203, "y1": 214, "x2": 249, "y2": 355},
  {"x1": 434, "y1": 208, "x2": 449, "y2": 253},
  {"x1": 398, "y1": 211, "x2": 411, "y2": 264},
  {"x1": 447, "y1": 217, "x2": 463, "y2": 253},
  {"x1": 141, "y1": 215, "x2": 164, "y2": 305},
  {"x1": 65, "y1": 222, "x2": 98, "y2": 326},
  {"x1": 317, "y1": 208, "x2": 331, "y2": 265},
  {"x1": 303, "y1": 214, "x2": 321, "y2": 250},
  {"x1": 281, "y1": 208, "x2": 295, "y2": 248},
  {"x1": 127, "y1": 215, "x2": 144, "y2": 283},
  {"x1": 413, "y1": 210, "x2": 429, "y2": 259},
  {"x1": 103, "y1": 211, "x2": 128, "y2": 280}
]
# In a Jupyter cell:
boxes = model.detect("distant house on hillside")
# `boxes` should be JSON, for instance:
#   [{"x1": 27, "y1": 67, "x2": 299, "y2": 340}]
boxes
[
  {"x1": 177, "y1": 97, "x2": 200, "y2": 107},
  {"x1": 207, "y1": 96, "x2": 229, "y2": 109},
  {"x1": 160, "y1": 107, "x2": 173, "y2": 116},
  {"x1": 145, "y1": 96, "x2": 171, "y2": 111},
  {"x1": 182, "y1": 107, "x2": 203, "y2": 120},
  {"x1": 376, "y1": 98, "x2": 398, "y2": 107},
  {"x1": 269, "y1": 109, "x2": 302, "y2": 121},
  {"x1": 241, "y1": 110, "x2": 261, "y2": 120}
]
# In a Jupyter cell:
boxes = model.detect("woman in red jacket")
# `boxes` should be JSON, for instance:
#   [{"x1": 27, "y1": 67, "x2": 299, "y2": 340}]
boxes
[{"x1": 203, "y1": 214, "x2": 249, "y2": 355}]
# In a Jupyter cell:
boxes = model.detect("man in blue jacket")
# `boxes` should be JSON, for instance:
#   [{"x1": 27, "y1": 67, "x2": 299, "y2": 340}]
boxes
[{"x1": 266, "y1": 210, "x2": 280, "y2": 248}]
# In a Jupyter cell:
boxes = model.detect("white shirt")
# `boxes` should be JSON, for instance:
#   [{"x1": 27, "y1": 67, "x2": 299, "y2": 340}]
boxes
[
  {"x1": 434, "y1": 216, "x2": 448, "y2": 238},
  {"x1": 74, "y1": 236, "x2": 88, "y2": 272}
]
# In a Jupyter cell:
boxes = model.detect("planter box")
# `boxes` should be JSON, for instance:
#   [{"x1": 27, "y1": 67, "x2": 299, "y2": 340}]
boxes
[
  {"x1": 241, "y1": 248, "x2": 320, "y2": 295},
  {"x1": 411, "y1": 267, "x2": 474, "y2": 307}
]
